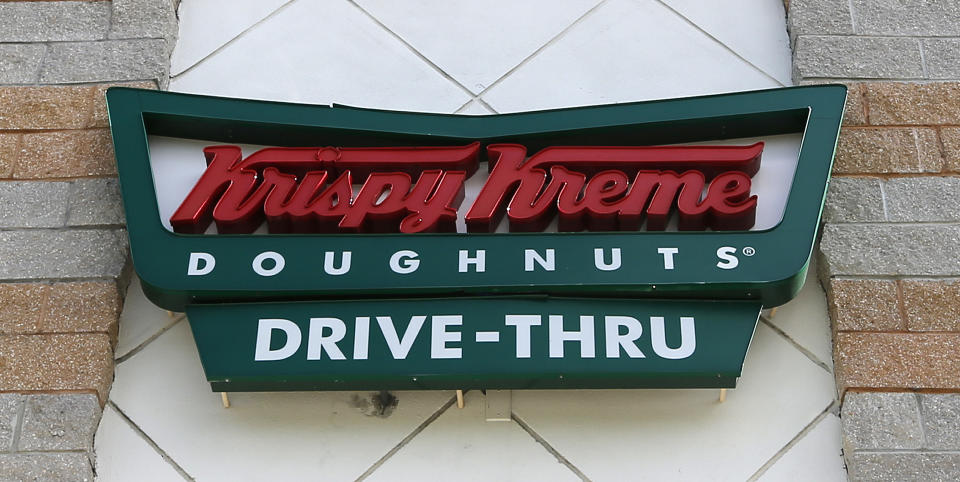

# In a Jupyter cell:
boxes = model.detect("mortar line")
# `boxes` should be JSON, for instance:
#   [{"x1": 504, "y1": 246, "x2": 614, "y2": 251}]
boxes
[
  {"x1": 847, "y1": 0, "x2": 858, "y2": 33},
  {"x1": 935, "y1": 126, "x2": 950, "y2": 174},
  {"x1": 803, "y1": 76, "x2": 935, "y2": 82},
  {"x1": 829, "y1": 172, "x2": 960, "y2": 178},
  {"x1": 0, "y1": 223, "x2": 129, "y2": 230},
  {"x1": 860, "y1": 82, "x2": 871, "y2": 123},
  {"x1": 9, "y1": 396, "x2": 27, "y2": 453},
  {"x1": 823, "y1": 221, "x2": 960, "y2": 226},
  {"x1": 10, "y1": 134, "x2": 23, "y2": 180},
  {"x1": 34, "y1": 43, "x2": 50, "y2": 85},
  {"x1": 914, "y1": 392, "x2": 928, "y2": 448},
  {"x1": 0, "y1": 227, "x2": 123, "y2": 235},
  {"x1": 918, "y1": 39, "x2": 929, "y2": 78},
  {"x1": 469, "y1": 0, "x2": 609, "y2": 103},
  {"x1": 746, "y1": 400, "x2": 837, "y2": 481},
  {"x1": 855, "y1": 449, "x2": 960, "y2": 454},
  {"x1": 62, "y1": 180, "x2": 78, "y2": 227},
  {"x1": 106, "y1": 0, "x2": 114, "y2": 36},
  {"x1": 0, "y1": 38, "x2": 170, "y2": 47},
  {"x1": 894, "y1": 280, "x2": 911, "y2": 330},
  {"x1": 0, "y1": 276, "x2": 133, "y2": 284},
  {"x1": 5, "y1": 449, "x2": 91, "y2": 455},
  {"x1": 512, "y1": 412, "x2": 592, "y2": 481},
  {"x1": 877, "y1": 179, "x2": 889, "y2": 220},
  {"x1": 169, "y1": 0, "x2": 299, "y2": 80},
  {"x1": 345, "y1": 0, "x2": 478, "y2": 101},
  {"x1": 913, "y1": 127, "x2": 924, "y2": 172},
  {"x1": 37, "y1": 283, "x2": 53, "y2": 335},
  {"x1": 837, "y1": 327, "x2": 960, "y2": 334},
  {"x1": 354, "y1": 394, "x2": 459, "y2": 481},
  {"x1": 106, "y1": 401, "x2": 195, "y2": 481},
  {"x1": 759, "y1": 316, "x2": 833, "y2": 374},
  {"x1": 0, "y1": 79, "x2": 159, "y2": 89},
  {"x1": 653, "y1": 0, "x2": 785, "y2": 87},
  {"x1": 115, "y1": 314, "x2": 185, "y2": 364},
  {"x1": 0, "y1": 224, "x2": 128, "y2": 232}
]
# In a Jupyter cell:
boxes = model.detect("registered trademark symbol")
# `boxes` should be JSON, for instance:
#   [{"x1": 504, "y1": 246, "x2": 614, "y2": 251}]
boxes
[{"x1": 742, "y1": 247, "x2": 756, "y2": 256}]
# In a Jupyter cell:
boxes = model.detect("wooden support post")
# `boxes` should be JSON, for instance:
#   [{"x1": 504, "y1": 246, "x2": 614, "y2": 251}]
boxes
[
  {"x1": 767, "y1": 307, "x2": 778, "y2": 318},
  {"x1": 456, "y1": 390, "x2": 465, "y2": 409},
  {"x1": 718, "y1": 388, "x2": 727, "y2": 403},
  {"x1": 167, "y1": 311, "x2": 176, "y2": 318},
  {"x1": 221, "y1": 392, "x2": 231, "y2": 408}
]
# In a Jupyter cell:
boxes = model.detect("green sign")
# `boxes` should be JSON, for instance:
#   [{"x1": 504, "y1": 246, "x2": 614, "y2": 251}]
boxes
[
  {"x1": 188, "y1": 297, "x2": 760, "y2": 391},
  {"x1": 106, "y1": 85, "x2": 845, "y2": 390}
]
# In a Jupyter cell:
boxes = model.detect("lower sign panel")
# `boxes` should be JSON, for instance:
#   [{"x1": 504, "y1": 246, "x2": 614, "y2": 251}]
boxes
[{"x1": 186, "y1": 297, "x2": 761, "y2": 391}]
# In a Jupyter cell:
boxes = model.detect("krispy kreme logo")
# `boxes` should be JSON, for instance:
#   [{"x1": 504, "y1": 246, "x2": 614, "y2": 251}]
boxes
[{"x1": 170, "y1": 142, "x2": 764, "y2": 235}]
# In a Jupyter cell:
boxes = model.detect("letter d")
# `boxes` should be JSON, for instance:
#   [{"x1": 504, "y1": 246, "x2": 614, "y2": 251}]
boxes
[
  {"x1": 254, "y1": 319, "x2": 302, "y2": 361},
  {"x1": 187, "y1": 252, "x2": 215, "y2": 276}
]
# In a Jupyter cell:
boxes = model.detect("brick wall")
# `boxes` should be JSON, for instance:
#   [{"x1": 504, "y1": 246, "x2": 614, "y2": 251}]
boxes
[
  {"x1": 0, "y1": 0, "x2": 175, "y2": 478},
  {"x1": 789, "y1": 1, "x2": 960, "y2": 480}
]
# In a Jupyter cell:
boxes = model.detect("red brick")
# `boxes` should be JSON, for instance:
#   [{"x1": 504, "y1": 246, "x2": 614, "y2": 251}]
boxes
[
  {"x1": 902, "y1": 280, "x2": 960, "y2": 332},
  {"x1": 835, "y1": 127, "x2": 942, "y2": 174},
  {"x1": 828, "y1": 279, "x2": 903, "y2": 331},
  {"x1": 14, "y1": 129, "x2": 115, "y2": 179},
  {"x1": 0, "y1": 283, "x2": 47, "y2": 335},
  {"x1": 0, "y1": 133, "x2": 19, "y2": 178},
  {"x1": 42, "y1": 281, "x2": 120, "y2": 344},
  {"x1": 89, "y1": 81, "x2": 157, "y2": 128},
  {"x1": 0, "y1": 333, "x2": 113, "y2": 403},
  {"x1": 865, "y1": 82, "x2": 960, "y2": 126},
  {"x1": 0, "y1": 86, "x2": 94, "y2": 130},
  {"x1": 941, "y1": 127, "x2": 960, "y2": 173},
  {"x1": 836, "y1": 332, "x2": 960, "y2": 393}
]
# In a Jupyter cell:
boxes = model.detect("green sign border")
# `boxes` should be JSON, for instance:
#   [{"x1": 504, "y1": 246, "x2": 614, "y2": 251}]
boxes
[{"x1": 106, "y1": 86, "x2": 845, "y2": 311}]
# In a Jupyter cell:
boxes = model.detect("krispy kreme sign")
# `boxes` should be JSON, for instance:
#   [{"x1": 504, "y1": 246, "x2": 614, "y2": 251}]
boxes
[
  {"x1": 106, "y1": 86, "x2": 845, "y2": 391},
  {"x1": 171, "y1": 142, "x2": 762, "y2": 235}
]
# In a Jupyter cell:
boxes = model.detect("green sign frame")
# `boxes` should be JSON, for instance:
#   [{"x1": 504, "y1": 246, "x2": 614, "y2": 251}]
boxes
[{"x1": 106, "y1": 86, "x2": 845, "y2": 312}]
